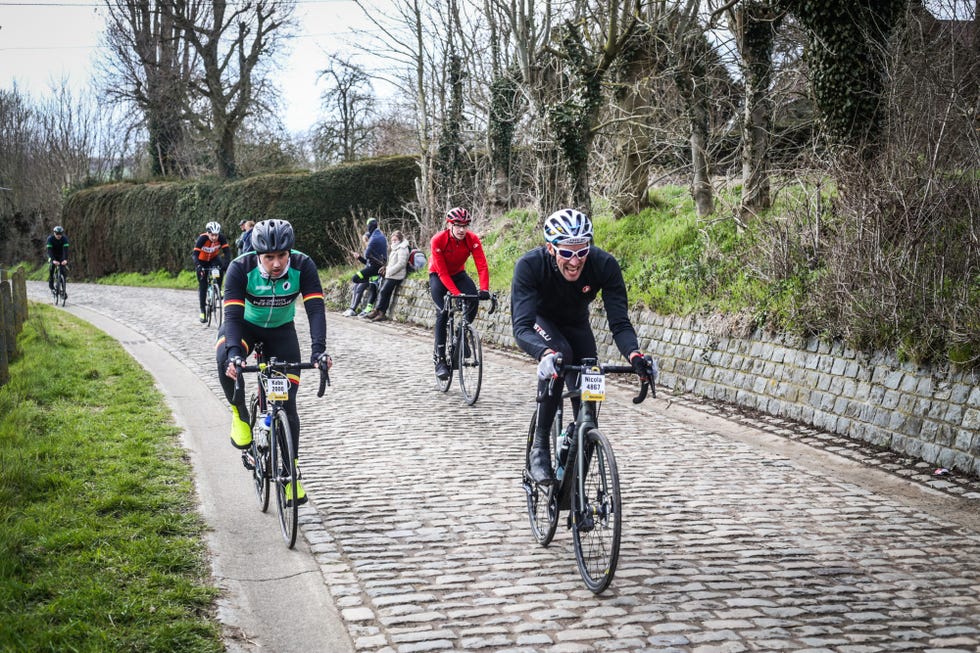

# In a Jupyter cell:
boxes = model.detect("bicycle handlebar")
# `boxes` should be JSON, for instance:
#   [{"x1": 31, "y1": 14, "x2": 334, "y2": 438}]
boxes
[
  {"x1": 443, "y1": 292, "x2": 499, "y2": 315},
  {"x1": 231, "y1": 357, "x2": 330, "y2": 405},
  {"x1": 536, "y1": 354, "x2": 656, "y2": 404}
]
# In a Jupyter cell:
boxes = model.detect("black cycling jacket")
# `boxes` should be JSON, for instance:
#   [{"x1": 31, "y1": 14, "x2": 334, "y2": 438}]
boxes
[{"x1": 511, "y1": 245, "x2": 640, "y2": 361}]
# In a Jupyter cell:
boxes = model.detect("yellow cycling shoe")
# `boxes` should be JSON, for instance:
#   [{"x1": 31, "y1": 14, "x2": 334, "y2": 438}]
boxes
[
  {"x1": 229, "y1": 406, "x2": 252, "y2": 450},
  {"x1": 284, "y1": 477, "x2": 307, "y2": 507}
]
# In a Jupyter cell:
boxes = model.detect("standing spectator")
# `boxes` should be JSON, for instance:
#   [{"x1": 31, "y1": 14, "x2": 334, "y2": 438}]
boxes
[
  {"x1": 236, "y1": 220, "x2": 255, "y2": 255},
  {"x1": 342, "y1": 218, "x2": 387, "y2": 316},
  {"x1": 46, "y1": 225, "x2": 70, "y2": 295},
  {"x1": 193, "y1": 221, "x2": 230, "y2": 323},
  {"x1": 366, "y1": 230, "x2": 409, "y2": 322}
]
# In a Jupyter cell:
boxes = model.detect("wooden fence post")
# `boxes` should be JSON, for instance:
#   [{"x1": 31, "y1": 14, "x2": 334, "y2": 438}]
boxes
[
  {"x1": 12, "y1": 266, "x2": 27, "y2": 330},
  {"x1": 0, "y1": 278, "x2": 10, "y2": 387}
]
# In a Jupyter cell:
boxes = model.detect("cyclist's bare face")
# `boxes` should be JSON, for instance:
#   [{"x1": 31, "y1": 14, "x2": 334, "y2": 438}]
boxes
[
  {"x1": 259, "y1": 251, "x2": 290, "y2": 278},
  {"x1": 449, "y1": 223, "x2": 468, "y2": 240},
  {"x1": 550, "y1": 242, "x2": 589, "y2": 282},
  {"x1": 207, "y1": 232, "x2": 219, "y2": 242}
]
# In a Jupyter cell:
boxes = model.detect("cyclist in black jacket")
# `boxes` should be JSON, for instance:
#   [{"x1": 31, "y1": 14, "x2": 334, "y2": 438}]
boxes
[
  {"x1": 46, "y1": 225, "x2": 70, "y2": 293},
  {"x1": 511, "y1": 208, "x2": 655, "y2": 485}
]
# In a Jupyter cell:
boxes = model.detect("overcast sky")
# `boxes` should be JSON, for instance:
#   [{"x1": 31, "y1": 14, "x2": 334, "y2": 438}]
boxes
[{"x1": 0, "y1": 0, "x2": 393, "y2": 133}]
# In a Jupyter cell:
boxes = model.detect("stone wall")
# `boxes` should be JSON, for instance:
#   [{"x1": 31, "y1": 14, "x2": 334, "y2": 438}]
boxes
[{"x1": 326, "y1": 278, "x2": 980, "y2": 477}]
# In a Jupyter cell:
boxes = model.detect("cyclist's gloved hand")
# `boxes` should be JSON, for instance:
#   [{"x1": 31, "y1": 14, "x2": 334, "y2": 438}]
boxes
[
  {"x1": 629, "y1": 351, "x2": 656, "y2": 383},
  {"x1": 478, "y1": 290, "x2": 491, "y2": 300},
  {"x1": 312, "y1": 351, "x2": 331, "y2": 370},
  {"x1": 537, "y1": 350, "x2": 559, "y2": 380}
]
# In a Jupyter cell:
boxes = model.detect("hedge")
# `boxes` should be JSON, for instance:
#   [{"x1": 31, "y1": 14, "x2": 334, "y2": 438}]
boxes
[{"x1": 61, "y1": 156, "x2": 419, "y2": 278}]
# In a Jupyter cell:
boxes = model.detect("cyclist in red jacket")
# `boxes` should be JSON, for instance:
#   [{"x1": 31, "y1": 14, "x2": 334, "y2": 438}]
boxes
[{"x1": 428, "y1": 207, "x2": 491, "y2": 380}]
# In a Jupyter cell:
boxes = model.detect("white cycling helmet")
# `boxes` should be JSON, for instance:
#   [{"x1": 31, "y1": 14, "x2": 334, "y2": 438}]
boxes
[
  {"x1": 205, "y1": 221, "x2": 221, "y2": 234},
  {"x1": 543, "y1": 209, "x2": 592, "y2": 245}
]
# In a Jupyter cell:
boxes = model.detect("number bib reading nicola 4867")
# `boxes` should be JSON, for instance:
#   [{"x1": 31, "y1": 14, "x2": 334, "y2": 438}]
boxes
[
  {"x1": 581, "y1": 370, "x2": 606, "y2": 401},
  {"x1": 264, "y1": 375, "x2": 290, "y2": 401}
]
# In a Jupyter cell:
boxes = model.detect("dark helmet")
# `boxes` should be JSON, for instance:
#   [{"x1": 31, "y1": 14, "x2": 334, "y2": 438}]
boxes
[
  {"x1": 53, "y1": 225, "x2": 65, "y2": 234},
  {"x1": 446, "y1": 207, "x2": 471, "y2": 225},
  {"x1": 251, "y1": 219, "x2": 295, "y2": 254},
  {"x1": 366, "y1": 218, "x2": 378, "y2": 232}
]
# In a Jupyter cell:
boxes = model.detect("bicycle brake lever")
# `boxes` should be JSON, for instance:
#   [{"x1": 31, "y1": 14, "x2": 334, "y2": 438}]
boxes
[{"x1": 632, "y1": 380, "x2": 650, "y2": 404}]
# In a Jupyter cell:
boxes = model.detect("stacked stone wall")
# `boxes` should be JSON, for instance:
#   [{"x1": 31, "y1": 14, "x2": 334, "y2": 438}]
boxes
[{"x1": 326, "y1": 278, "x2": 980, "y2": 477}]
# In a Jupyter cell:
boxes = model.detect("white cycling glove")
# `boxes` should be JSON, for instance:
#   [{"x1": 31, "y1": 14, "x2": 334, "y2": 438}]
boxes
[{"x1": 537, "y1": 351, "x2": 558, "y2": 380}]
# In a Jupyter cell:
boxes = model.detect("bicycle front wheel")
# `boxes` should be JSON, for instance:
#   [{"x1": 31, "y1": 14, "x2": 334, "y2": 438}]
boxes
[
  {"x1": 271, "y1": 410, "x2": 299, "y2": 548},
  {"x1": 572, "y1": 428, "x2": 621, "y2": 594},
  {"x1": 213, "y1": 283, "x2": 223, "y2": 327},
  {"x1": 248, "y1": 395, "x2": 270, "y2": 512},
  {"x1": 57, "y1": 273, "x2": 67, "y2": 306},
  {"x1": 457, "y1": 324, "x2": 483, "y2": 405},
  {"x1": 524, "y1": 411, "x2": 558, "y2": 546}
]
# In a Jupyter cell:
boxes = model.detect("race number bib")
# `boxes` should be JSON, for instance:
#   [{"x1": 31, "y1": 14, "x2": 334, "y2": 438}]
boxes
[
  {"x1": 264, "y1": 376, "x2": 290, "y2": 401},
  {"x1": 581, "y1": 370, "x2": 606, "y2": 402}
]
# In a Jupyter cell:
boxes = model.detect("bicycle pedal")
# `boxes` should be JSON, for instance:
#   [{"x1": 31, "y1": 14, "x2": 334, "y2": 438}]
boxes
[{"x1": 241, "y1": 451, "x2": 255, "y2": 471}]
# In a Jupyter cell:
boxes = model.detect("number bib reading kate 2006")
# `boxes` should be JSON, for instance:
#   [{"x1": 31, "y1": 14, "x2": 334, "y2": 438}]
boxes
[
  {"x1": 581, "y1": 370, "x2": 606, "y2": 401},
  {"x1": 264, "y1": 376, "x2": 290, "y2": 401}
]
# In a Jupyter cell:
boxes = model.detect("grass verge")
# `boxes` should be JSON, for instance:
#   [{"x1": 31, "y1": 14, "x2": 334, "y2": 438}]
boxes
[{"x1": 0, "y1": 304, "x2": 222, "y2": 653}]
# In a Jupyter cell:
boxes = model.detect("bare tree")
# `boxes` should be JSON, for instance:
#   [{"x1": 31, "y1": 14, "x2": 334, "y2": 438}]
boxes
[
  {"x1": 173, "y1": 0, "x2": 295, "y2": 178},
  {"x1": 100, "y1": 0, "x2": 197, "y2": 177},
  {"x1": 313, "y1": 54, "x2": 377, "y2": 165}
]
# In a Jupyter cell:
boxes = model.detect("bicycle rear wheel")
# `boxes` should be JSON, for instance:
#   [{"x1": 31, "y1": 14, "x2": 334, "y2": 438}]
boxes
[
  {"x1": 572, "y1": 428, "x2": 621, "y2": 594},
  {"x1": 272, "y1": 409, "x2": 299, "y2": 548},
  {"x1": 524, "y1": 411, "x2": 559, "y2": 546},
  {"x1": 248, "y1": 395, "x2": 270, "y2": 512},
  {"x1": 457, "y1": 324, "x2": 483, "y2": 405}
]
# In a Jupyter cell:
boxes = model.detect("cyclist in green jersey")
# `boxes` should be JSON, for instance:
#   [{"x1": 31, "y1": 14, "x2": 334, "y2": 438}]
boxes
[{"x1": 216, "y1": 219, "x2": 329, "y2": 506}]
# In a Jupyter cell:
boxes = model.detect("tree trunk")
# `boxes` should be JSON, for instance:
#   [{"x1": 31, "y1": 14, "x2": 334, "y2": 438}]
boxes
[{"x1": 690, "y1": 112, "x2": 713, "y2": 217}]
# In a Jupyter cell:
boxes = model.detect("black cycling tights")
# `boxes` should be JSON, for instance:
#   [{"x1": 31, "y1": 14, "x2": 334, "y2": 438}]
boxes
[
  {"x1": 216, "y1": 321, "x2": 302, "y2": 456},
  {"x1": 532, "y1": 315, "x2": 598, "y2": 436},
  {"x1": 429, "y1": 271, "x2": 478, "y2": 351}
]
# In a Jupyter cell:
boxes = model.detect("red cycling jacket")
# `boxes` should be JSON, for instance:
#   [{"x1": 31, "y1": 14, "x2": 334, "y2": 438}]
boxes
[{"x1": 428, "y1": 228, "x2": 490, "y2": 295}]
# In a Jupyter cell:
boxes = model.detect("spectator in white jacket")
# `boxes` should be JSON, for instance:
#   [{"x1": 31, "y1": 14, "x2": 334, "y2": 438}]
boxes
[{"x1": 365, "y1": 230, "x2": 410, "y2": 322}]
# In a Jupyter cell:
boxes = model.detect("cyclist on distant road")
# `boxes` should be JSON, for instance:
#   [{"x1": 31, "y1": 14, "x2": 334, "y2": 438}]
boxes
[
  {"x1": 46, "y1": 225, "x2": 70, "y2": 294},
  {"x1": 428, "y1": 207, "x2": 491, "y2": 380},
  {"x1": 511, "y1": 208, "x2": 656, "y2": 485},
  {"x1": 216, "y1": 219, "x2": 329, "y2": 507},
  {"x1": 193, "y1": 221, "x2": 230, "y2": 323}
]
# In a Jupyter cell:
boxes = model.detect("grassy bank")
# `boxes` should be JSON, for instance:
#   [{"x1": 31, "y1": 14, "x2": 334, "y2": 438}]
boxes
[{"x1": 0, "y1": 304, "x2": 222, "y2": 652}]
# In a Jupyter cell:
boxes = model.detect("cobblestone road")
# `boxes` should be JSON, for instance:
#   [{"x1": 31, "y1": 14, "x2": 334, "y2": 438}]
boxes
[{"x1": 29, "y1": 283, "x2": 980, "y2": 653}]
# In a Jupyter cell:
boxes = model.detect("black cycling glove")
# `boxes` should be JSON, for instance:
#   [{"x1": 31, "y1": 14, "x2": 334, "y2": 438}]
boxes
[
  {"x1": 478, "y1": 290, "x2": 491, "y2": 300},
  {"x1": 629, "y1": 352, "x2": 655, "y2": 383}
]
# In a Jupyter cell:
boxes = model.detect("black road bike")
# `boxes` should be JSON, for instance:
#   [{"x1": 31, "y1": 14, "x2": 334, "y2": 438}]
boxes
[
  {"x1": 523, "y1": 355, "x2": 655, "y2": 593},
  {"x1": 204, "y1": 266, "x2": 223, "y2": 327},
  {"x1": 233, "y1": 343, "x2": 329, "y2": 548},
  {"x1": 436, "y1": 292, "x2": 497, "y2": 405},
  {"x1": 51, "y1": 263, "x2": 68, "y2": 306}
]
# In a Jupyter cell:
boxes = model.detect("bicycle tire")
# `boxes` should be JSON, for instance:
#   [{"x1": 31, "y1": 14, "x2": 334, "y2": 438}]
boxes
[
  {"x1": 213, "y1": 282, "x2": 223, "y2": 327},
  {"x1": 458, "y1": 323, "x2": 483, "y2": 405},
  {"x1": 57, "y1": 272, "x2": 67, "y2": 306},
  {"x1": 572, "y1": 428, "x2": 621, "y2": 594},
  {"x1": 524, "y1": 411, "x2": 559, "y2": 546},
  {"x1": 206, "y1": 285, "x2": 216, "y2": 327},
  {"x1": 272, "y1": 409, "x2": 299, "y2": 548},
  {"x1": 248, "y1": 394, "x2": 271, "y2": 512}
]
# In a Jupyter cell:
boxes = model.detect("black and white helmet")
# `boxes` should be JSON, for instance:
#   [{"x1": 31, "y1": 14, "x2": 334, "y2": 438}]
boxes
[
  {"x1": 251, "y1": 219, "x2": 295, "y2": 254},
  {"x1": 53, "y1": 225, "x2": 64, "y2": 234},
  {"x1": 205, "y1": 221, "x2": 221, "y2": 234},
  {"x1": 543, "y1": 209, "x2": 592, "y2": 245}
]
